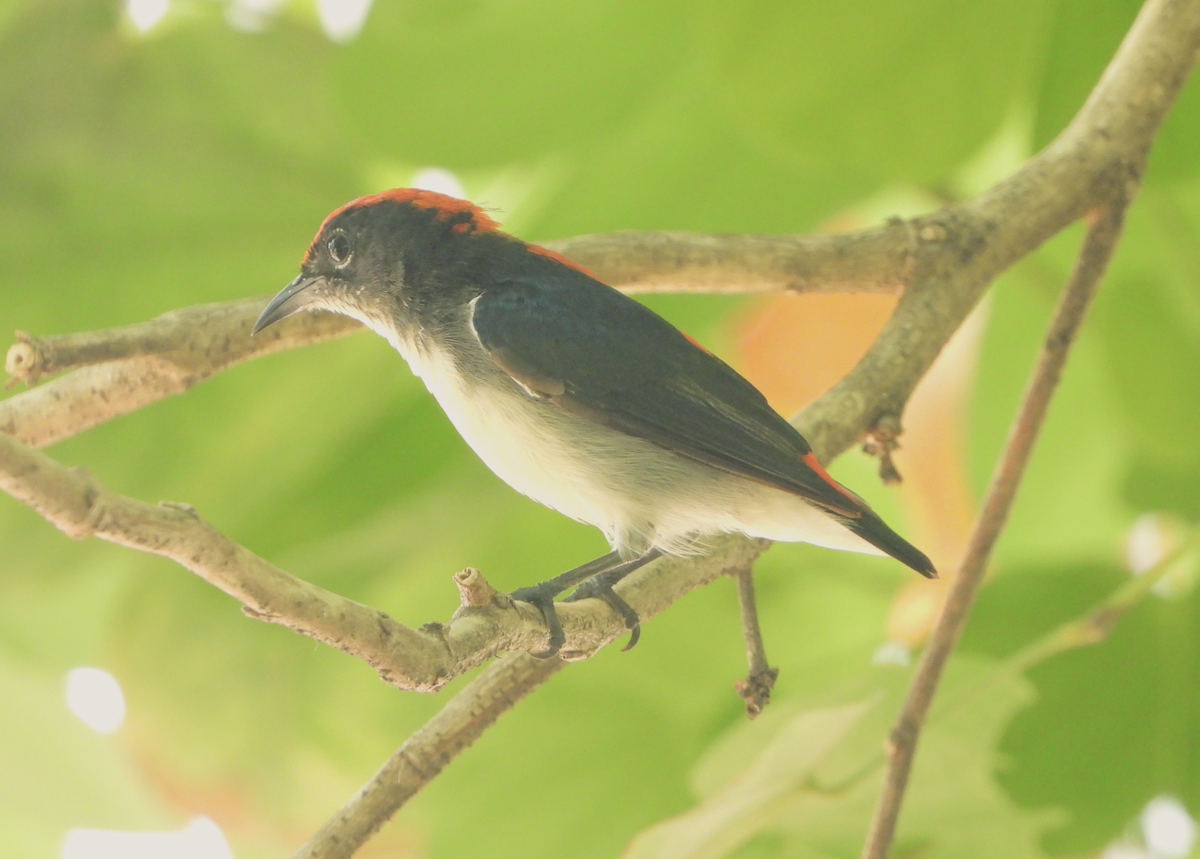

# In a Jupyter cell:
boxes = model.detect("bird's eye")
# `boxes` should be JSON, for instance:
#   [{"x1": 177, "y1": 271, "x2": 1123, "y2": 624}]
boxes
[{"x1": 327, "y1": 231, "x2": 352, "y2": 266}]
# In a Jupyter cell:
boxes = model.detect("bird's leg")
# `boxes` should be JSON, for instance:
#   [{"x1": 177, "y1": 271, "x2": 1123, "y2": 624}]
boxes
[
  {"x1": 565, "y1": 549, "x2": 663, "y2": 652},
  {"x1": 509, "y1": 550, "x2": 625, "y2": 659}
]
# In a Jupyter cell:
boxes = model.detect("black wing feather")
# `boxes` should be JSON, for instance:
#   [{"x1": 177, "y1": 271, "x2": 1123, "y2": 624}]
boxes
[{"x1": 470, "y1": 272, "x2": 863, "y2": 518}]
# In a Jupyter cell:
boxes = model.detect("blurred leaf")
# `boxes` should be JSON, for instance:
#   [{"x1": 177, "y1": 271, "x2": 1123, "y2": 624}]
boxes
[
  {"x1": 960, "y1": 562, "x2": 1125, "y2": 660},
  {"x1": 1032, "y1": 0, "x2": 1200, "y2": 184},
  {"x1": 0, "y1": 0, "x2": 354, "y2": 247},
  {"x1": 698, "y1": 0, "x2": 1046, "y2": 185},
  {"x1": 1124, "y1": 459, "x2": 1200, "y2": 518},
  {"x1": 623, "y1": 658, "x2": 1053, "y2": 859},
  {"x1": 1093, "y1": 277, "x2": 1200, "y2": 472},
  {"x1": 522, "y1": 76, "x2": 875, "y2": 238},
  {"x1": 623, "y1": 700, "x2": 872, "y2": 859},
  {"x1": 982, "y1": 562, "x2": 1200, "y2": 855},
  {"x1": 336, "y1": 0, "x2": 691, "y2": 168}
]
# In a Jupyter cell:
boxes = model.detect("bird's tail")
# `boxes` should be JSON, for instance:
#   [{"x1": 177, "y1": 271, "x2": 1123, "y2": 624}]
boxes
[{"x1": 844, "y1": 509, "x2": 937, "y2": 578}]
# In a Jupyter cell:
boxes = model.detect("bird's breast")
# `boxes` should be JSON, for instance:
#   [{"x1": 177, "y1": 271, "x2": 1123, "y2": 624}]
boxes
[{"x1": 405, "y1": 342, "x2": 601, "y2": 507}]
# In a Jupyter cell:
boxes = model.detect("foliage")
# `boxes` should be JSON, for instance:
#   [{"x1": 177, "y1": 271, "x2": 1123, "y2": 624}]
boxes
[{"x1": 1, "y1": 0, "x2": 1198, "y2": 857}]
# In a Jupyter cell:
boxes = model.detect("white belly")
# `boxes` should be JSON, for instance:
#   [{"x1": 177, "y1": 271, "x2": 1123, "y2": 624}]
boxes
[{"x1": 388, "y1": 337, "x2": 882, "y2": 560}]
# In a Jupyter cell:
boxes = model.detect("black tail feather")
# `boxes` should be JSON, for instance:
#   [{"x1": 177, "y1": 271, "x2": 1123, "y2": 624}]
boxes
[{"x1": 844, "y1": 510, "x2": 937, "y2": 578}]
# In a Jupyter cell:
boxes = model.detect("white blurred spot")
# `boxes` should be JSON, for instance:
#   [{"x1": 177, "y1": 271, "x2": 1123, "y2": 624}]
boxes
[
  {"x1": 1141, "y1": 795, "x2": 1197, "y2": 858},
  {"x1": 871, "y1": 640, "x2": 911, "y2": 667},
  {"x1": 63, "y1": 817, "x2": 233, "y2": 859},
  {"x1": 1102, "y1": 844, "x2": 1149, "y2": 859},
  {"x1": 1126, "y1": 514, "x2": 1176, "y2": 574},
  {"x1": 225, "y1": 0, "x2": 284, "y2": 32},
  {"x1": 126, "y1": 0, "x2": 168, "y2": 33},
  {"x1": 1124, "y1": 514, "x2": 1197, "y2": 598},
  {"x1": 65, "y1": 667, "x2": 126, "y2": 735},
  {"x1": 316, "y1": 0, "x2": 373, "y2": 43},
  {"x1": 410, "y1": 167, "x2": 467, "y2": 199}
]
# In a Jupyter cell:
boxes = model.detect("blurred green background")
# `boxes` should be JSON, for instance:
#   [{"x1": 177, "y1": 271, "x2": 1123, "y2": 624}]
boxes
[{"x1": 3, "y1": 0, "x2": 1200, "y2": 857}]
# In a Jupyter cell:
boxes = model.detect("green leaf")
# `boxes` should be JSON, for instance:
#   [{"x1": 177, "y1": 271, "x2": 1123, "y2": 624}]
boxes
[
  {"x1": 697, "y1": 0, "x2": 1046, "y2": 185},
  {"x1": 1093, "y1": 277, "x2": 1200, "y2": 472},
  {"x1": 1032, "y1": 0, "x2": 1200, "y2": 184},
  {"x1": 955, "y1": 549, "x2": 1200, "y2": 856},
  {"x1": 622, "y1": 658, "x2": 1054, "y2": 859},
  {"x1": 335, "y1": 0, "x2": 691, "y2": 168},
  {"x1": 623, "y1": 700, "x2": 873, "y2": 859}
]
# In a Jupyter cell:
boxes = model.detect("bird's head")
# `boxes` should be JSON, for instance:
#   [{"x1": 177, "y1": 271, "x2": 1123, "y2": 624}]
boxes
[{"x1": 252, "y1": 189, "x2": 503, "y2": 339}]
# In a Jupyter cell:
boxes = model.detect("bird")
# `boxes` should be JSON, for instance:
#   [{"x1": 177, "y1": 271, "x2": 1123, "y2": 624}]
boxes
[{"x1": 253, "y1": 188, "x2": 936, "y2": 657}]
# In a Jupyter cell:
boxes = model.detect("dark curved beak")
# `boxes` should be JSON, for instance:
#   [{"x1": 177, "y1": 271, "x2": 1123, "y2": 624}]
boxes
[{"x1": 252, "y1": 275, "x2": 322, "y2": 335}]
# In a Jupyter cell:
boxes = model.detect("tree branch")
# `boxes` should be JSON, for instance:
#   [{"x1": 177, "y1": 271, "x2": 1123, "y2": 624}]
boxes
[
  {"x1": 806, "y1": 0, "x2": 1198, "y2": 456},
  {"x1": 293, "y1": 652, "x2": 565, "y2": 859},
  {"x1": 860, "y1": 200, "x2": 1131, "y2": 859},
  {"x1": 1, "y1": 226, "x2": 920, "y2": 449},
  {"x1": 0, "y1": 426, "x2": 768, "y2": 691},
  {"x1": 3, "y1": 0, "x2": 1193, "y2": 454},
  {"x1": 733, "y1": 567, "x2": 778, "y2": 719},
  {"x1": 1, "y1": 301, "x2": 359, "y2": 449},
  {"x1": 854, "y1": 5, "x2": 1200, "y2": 851}
]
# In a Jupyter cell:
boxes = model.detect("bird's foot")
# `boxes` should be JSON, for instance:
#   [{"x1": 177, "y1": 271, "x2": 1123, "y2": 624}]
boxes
[
  {"x1": 509, "y1": 549, "x2": 660, "y2": 659},
  {"x1": 565, "y1": 572, "x2": 642, "y2": 651},
  {"x1": 509, "y1": 551, "x2": 622, "y2": 658},
  {"x1": 508, "y1": 580, "x2": 568, "y2": 659}
]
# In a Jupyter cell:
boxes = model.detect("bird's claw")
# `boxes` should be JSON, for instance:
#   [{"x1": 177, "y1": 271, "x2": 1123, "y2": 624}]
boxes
[
  {"x1": 510, "y1": 574, "x2": 643, "y2": 656},
  {"x1": 566, "y1": 576, "x2": 642, "y2": 651},
  {"x1": 509, "y1": 583, "x2": 566, "y2": 659},
  {"x1": 509, "y1": 549, "x2": 656, "y2": 658}
]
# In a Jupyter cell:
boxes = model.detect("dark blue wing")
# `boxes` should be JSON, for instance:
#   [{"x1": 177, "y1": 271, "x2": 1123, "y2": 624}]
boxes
[{"x1": 469, "y1": 268, "x2": 867, "y2": 518}]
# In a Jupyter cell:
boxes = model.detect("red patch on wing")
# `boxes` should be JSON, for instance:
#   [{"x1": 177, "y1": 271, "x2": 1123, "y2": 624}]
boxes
[
  {"x1": 527, "y1": 244, "x2": 596, "y2": 278},
  {"x1": 306, "y1": 188, "x2": 501, "y2": 261},
  {"x1": 801, "y1": 452, "x2": 861, "y2": 506},
  {"x1": 681, "y1": 331, "x2": 713, "y2": 355}
]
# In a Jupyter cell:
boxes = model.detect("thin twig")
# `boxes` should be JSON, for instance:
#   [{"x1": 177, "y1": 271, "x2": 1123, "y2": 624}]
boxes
[
  {"x1": 860, "y1": 200, "x2": 1131, "y2": 859},
  {"x1": 733, "y1": 566, "x2": 778, "y2": 719},
  {"x1": 294, "y1": 652, "x2": 564, "y2": 859},
  {"x1": 1, "y1": 300, "x2": 360, "y2": 448}
]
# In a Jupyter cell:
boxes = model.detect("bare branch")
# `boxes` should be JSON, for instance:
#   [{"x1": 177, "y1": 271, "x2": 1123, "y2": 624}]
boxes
[
  {"x1": 732, "y1": 566, "x2": 778, "y2": 719},
  {"x1": 860, "y1": 201, "x2": 1131, "y2": 859},
  {"x1": 0, "y1": 426, "x2": 767, "y2": 691},
  {"x1": 1, "y1": 301, "x2": 359, "y2": 448},
  {"x1": 294, "y1": 652, "x2": 564, "y2": 859},
  {"x1": 804, "y1": 0, "x2": 1199, "y2": 456},
  {"x1": 4, "y1": 228, "x2": 917, "y2": 382},
  {"x1": 549, "y1": 228, "x2": 916, "y2": 295},
  {"x1": 0, "y1": 225, "x2": 922, "y2": 450},
  {"x1": 2, "y1": 301, "x2": 346, "y2": 384}
]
